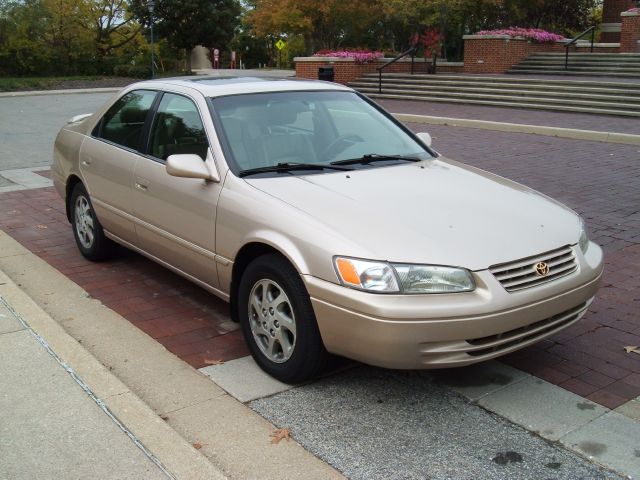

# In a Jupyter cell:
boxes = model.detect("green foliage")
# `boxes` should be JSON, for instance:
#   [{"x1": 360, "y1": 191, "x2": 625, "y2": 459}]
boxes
[
  {"x1": 113, "y1": 63, "x2": 151, "y2": 77},
  {"x1": 129, "y1": 0, "x2": 241, "y2": 70},
  {"x1": 246, "y1": 0, "x2": 601, "y2": 61}
]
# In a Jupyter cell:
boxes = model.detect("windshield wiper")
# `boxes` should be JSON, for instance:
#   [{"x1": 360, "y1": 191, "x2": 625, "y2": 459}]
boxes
[
  {"x1": 330, "y1": 154, "x2": 422, "y2": 166},
  {"x1": 239, "y1": 162, "x2": 353, "y2": 177}
]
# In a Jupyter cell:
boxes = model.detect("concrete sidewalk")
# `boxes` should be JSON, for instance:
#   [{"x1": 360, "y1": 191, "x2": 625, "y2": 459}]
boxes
[
  {"x1": 0, "y1": 298, "x2": 169, "y2": 479},
  {"x1": 0, "y1": 269, "x2": 226, "y2": 480}
]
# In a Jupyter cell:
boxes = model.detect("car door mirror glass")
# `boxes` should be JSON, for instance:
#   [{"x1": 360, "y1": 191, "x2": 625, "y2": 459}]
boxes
[
  {"x1": 417, "y1": 132, "x2": 432, "y2": 147},
  {"x1": 166, "y1": 154, "x2": 214, "y2": 180}
]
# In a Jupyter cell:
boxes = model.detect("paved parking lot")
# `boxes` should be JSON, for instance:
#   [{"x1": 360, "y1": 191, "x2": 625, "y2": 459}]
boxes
[{"x1": 0, "y1": 123, "x2": 638, "y2": 410}]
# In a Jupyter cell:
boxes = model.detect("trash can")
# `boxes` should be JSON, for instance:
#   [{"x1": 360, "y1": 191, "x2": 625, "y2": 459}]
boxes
[{"x1": 318, "y1": 66, "x2": 334, "y2": 82}]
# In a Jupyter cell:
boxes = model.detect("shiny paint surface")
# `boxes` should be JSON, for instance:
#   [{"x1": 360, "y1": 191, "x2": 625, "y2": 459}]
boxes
[{"x1": 52, "y1": 77, "x2": 604, "y2": 369}]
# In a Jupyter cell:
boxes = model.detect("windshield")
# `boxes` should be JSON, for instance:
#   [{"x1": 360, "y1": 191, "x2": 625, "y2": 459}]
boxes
[{"x1": 210, "y1": 91, "x2": 432, "y2": 174}]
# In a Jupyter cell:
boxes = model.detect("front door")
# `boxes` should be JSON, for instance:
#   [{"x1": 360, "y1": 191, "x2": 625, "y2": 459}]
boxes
[
  {"x1": 132, "y1": 92, "x2": 222, "y2": 288},
  {"x1": 80, "y1": 89, "x2": 158, "y2": 244}
]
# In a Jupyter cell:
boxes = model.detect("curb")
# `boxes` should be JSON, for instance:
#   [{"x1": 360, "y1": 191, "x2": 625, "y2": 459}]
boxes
[
  {"x1": 0, "y1": 87, "x2": 122, "y2": 98},
  {"x1": 0, "y1": 267, "x2": 226, "y2": 480},
  {"x1": 0, "y1": 230, "x2": 344, "y2": 480},
  {"x1": 393, "y1": 113, "x2": 640, "y2": 146}
]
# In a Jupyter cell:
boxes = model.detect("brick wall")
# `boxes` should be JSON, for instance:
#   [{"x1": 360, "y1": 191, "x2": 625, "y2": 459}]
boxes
[
  {"x1": 602, "y1": 0, "x2": 634, "y2": 41},
  {"x1": 621, "y1": 12, "x2": 640, "y2": 52},
  {"x1": 603, "y1": 0, "x2": 634, "y2": 23},
  {"x1": 294, "y1": 58, "x2": 464, "y2": 85},
  {"x1": 463, "y1": 36, "x2": 530, "y2": 74}
]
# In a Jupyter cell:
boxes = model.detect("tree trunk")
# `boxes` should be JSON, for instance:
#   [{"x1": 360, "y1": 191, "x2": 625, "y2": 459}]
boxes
[{"x1": 186, "y1": 48, "x2": 192, "y2": 73}]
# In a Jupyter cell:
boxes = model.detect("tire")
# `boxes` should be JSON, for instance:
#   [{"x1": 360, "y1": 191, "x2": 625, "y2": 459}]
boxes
[
  {"x1": 70, "y1": 183, "x2": 115, "y2": 261},
  {"x1": 237, "y1": 253, "x2": 328, "y2": 383}
]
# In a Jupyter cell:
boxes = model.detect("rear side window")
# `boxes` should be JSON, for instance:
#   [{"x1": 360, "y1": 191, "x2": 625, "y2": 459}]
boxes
[
  {"x1": 149, "y1": 93, "x2": 208, "y2": 161},
  {"x1": 95, "y1": 90, "x2": 157, "y2": 151}
]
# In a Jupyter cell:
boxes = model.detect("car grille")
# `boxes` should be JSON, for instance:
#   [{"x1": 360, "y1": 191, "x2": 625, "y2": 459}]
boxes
[
  {"x1": 465, "y1": 301, "x2": 588, "y2": 357},
  {"x1": 490, "y1": 245, "x2": 577, "y2": 292}
]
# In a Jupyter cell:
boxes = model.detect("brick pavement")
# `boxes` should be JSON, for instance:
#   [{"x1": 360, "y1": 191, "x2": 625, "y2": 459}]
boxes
[
  {"x1": 0, "y1": 187, "x2": 248, "y2": 368},
  {"x1": 378, "y1": 99, "x2": 640, "y2": 135},
  {"x1": 0, "y1": 126, "x2": 638, "y2": 408}
]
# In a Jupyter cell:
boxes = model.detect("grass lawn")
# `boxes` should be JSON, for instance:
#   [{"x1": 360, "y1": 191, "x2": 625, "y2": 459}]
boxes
[{"x1": 0, "y1": 75, "x2": 136, "y2": 92}]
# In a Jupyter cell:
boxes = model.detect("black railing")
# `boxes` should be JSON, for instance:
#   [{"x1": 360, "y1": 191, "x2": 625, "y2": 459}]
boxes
[
  {"x1": 377, "y1": 47, "x2": 416, "y2": 94},
  {"x1": 565, "y1": 26, "x2": 596, "y2": 70}
]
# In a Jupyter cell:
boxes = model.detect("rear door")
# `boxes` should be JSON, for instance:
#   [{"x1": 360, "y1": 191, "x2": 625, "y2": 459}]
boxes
[
  {"x1": 131, "y1": 91, "x2": 222, "y2": 288},
  {"x1": 80, "y1": 89, "x2": 158, "y2": 244}
]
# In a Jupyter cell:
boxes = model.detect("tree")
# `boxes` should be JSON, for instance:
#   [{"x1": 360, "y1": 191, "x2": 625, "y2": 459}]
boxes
[
  {"x1": 247, "y1": 0, "x2": 381, "y2": 54},
  {"x1": 130, "y1": 0, "x2": 241, "y2": 72}
]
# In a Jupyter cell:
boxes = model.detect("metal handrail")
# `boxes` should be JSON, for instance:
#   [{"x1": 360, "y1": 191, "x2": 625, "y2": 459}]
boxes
[
  {"x1": 377, "y1": 47, "x2": 416, "y2": 94},
  {"x1": 565, "y1": 25, "x2": 596, "y2": 70}
]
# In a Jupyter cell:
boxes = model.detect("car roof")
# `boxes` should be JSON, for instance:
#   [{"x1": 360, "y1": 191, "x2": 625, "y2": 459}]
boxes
[{"x1": 132, "y1": 76, "x2": 353, "y2": 97}]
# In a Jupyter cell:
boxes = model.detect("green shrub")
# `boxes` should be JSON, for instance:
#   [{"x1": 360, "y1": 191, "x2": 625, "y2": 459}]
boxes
[{"x1": 113, "y1": 64, "x2": 151, "y2": 78}]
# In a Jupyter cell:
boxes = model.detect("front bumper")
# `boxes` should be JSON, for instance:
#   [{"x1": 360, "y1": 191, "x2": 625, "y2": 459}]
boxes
[{"x1": 304, "y1": 243, "x2": 603, "y2": 369}]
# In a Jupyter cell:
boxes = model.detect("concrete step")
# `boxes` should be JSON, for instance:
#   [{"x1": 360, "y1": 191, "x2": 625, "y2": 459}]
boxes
[
  {"x1": 512, "y1": 62, "x2": 640, "y2": 72},
  {"x1": 349, "y1": 82, "x2": 640, "y2": 104},
  {"x1": 352, "y1": 78, "x2": 640, "y2": 97},
  {"x1": 358, "y1": 92, "x2": 640, "y2": 117},
  {"x1": 354, "y1": 87, "x2": 640, "y2": 111},
  {"x1": 518, "y1": 61, "x2": 640, "y2": 67},
  {"x1": 362, "y1": 73, "x2": 640, "y2": 90},
  {"x1": 506, "y1": 69, "x2": 640, "y2": 78},
  {"x1": 529, "y1": 53, "x2": 640, "y2": 58}
]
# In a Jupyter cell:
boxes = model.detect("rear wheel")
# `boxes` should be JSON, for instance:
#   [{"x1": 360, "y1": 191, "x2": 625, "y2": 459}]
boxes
[
  {"x1": 238, "y1": 254, "x2": 328, "y2": 383},
  {"x1": 70, "y1": 183, "x2": 115, "y2": 261}
]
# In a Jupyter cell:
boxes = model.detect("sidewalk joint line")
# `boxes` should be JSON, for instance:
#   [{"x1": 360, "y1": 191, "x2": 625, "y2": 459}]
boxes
[{"x1": 0, "y1": 294, "x2": 177, "y2": 480}]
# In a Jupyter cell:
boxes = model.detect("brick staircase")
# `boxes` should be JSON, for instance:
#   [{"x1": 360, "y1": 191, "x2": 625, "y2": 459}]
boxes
[
  {"x1": 508, "y1": 52, "x2": 640, "y2": 77},
  {"x1": 348, "y1": 73, "x2": 640, "y2": 117}
]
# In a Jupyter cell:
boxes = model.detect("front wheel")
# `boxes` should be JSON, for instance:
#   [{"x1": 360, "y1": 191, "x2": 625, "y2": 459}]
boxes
[
  {"x1": 70, "y1": 183, "x2": 115, "y2": 261},
  {"x1": 238, "y1": 254, "x2": 328, "y2": 383}
]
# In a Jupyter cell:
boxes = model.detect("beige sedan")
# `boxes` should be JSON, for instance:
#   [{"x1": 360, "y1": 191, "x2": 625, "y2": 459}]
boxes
[{"x1": 53, "y1": 77, "x2": 603, "y2": 383}]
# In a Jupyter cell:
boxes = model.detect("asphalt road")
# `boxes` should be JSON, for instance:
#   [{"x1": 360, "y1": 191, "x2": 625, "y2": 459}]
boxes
[{"x1": 0, "y1": 92, "x2": 115, "y2": 171}]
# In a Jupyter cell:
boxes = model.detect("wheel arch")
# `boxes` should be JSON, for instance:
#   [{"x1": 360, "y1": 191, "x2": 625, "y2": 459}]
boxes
[
  {"x1": 229, "y1": 242, "x2": 300, "y2": 323},
  {"x1": 65, "y1": 174, "x2": 83, "y2": 222}
]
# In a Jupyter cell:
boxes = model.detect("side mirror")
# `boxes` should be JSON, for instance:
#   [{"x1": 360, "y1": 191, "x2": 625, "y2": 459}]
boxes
[
  {"x1": 166, "y1": 154, "x2": 215, "y2": 180},
  {"x1": 417, "y1": 132, "x2": 432, "y2": 147}
]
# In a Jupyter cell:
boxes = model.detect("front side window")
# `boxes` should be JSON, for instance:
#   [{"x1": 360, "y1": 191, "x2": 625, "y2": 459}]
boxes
[
  {"x1": 211, "y1": 91, "x2": 432, "y2": 174},
  {"x1": 149, "y1": 93, "x2": 208, "y2": 161},
  {"x1": 96, "y1": 90, "x2": 157, "y2": 151}
]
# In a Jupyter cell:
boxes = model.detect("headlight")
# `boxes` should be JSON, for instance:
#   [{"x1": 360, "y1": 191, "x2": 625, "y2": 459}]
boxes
[
  {"x1": 334, "y1": 257, "x2": 475, "y2": 294},
  {"x1": 392, "y1": 264, "x2": 475, "y2": 293},
  {"x1": 579, "y1": 218, "x2": 589, "y2": 253},
  {"x1": 334, "y1": 257, "x2": 400, "y2": 292}
]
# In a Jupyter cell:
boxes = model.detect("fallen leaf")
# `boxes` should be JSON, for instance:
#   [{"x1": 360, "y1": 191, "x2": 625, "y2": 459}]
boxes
[
  {"x1": 160, "y1": 415, "x2": 169, "y2": 421},
  {"x1": 192, "y1": 442, "x2": 203, "y2": 450},
  {"x1": 204, "y1": 359, "x2": 224, "y2": 366},
  {"x1": 624, "y1": 346, "x2": 640, "y2": 355},
  {"x1": 36, "y1": 224, "x2": 48, "y2": 229},
  {"x1": 270, "y1": 428, "x2": 291, "y2": 444}
]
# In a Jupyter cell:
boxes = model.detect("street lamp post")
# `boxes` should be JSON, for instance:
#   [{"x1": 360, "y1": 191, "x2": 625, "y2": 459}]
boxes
[{"x1": 147, "y1": 0, "x2": 155, "y2": 78}]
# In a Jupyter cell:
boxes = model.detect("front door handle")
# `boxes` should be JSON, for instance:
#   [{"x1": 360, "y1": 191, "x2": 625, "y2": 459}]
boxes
[{"x1": 135, "y1": 177, "x2": 150, "y2": 192}]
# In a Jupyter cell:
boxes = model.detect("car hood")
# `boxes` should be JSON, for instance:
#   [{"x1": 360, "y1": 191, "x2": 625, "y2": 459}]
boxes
[{"x1": 245, "y1": 159, "x2": 580, "y2": 271}]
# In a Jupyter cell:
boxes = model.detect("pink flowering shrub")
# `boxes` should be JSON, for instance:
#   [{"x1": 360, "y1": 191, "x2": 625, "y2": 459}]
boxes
[
  {"x1": 625, "y1": 7, "x2": 640, "y2": 13},
  {"x1": 475, "y1": 27, "x2": 565, "y2": 43},
  {"x1": 313, "y1": 49, "x2": 384, "y2": 63}
]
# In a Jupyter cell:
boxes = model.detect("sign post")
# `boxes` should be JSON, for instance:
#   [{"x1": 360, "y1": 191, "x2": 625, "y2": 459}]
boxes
[
  {"x1": 275, "y1": 39, "x2": 286, "y2": 69},
  {"x1": 213, "y1": 48, "x2": 219, "y2": 69}
]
